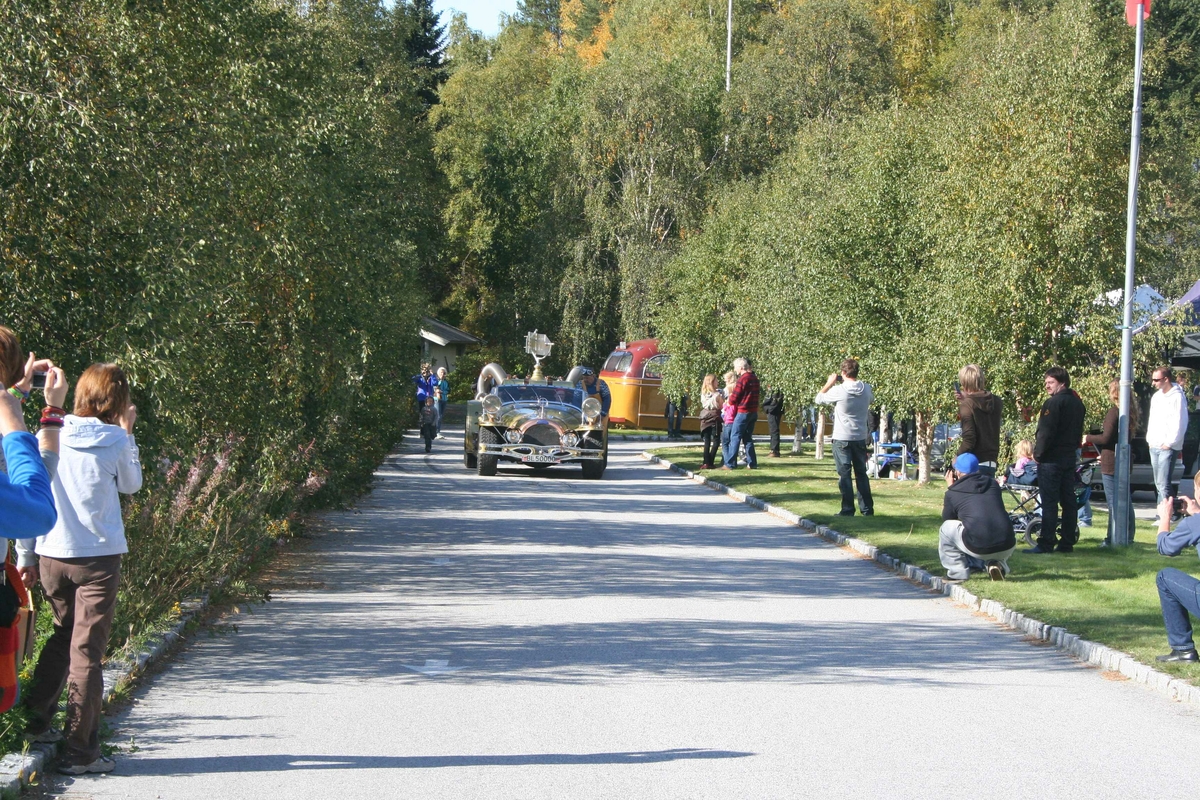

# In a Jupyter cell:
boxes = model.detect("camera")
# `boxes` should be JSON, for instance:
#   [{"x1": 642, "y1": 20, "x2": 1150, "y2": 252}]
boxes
[
  {"x1": 1174, "y1": 497, "x2": 1191, "y2": 518},
  {"x1": 835, "y1": 375, "x2": 843, "y2": 384},
  {"x1": 953, "y1": 381, "x2": 961, "y2": 394},
  {"x1": 31, "y1": 371, "x2": 46, "y2": 390}
]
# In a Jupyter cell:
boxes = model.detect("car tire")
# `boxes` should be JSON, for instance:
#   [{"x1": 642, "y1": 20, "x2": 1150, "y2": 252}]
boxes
[
  {"x1": 464, "y1": 450, "x2": 477, "y2": 469},
  {"x1": 477, "y1": 429, "x2": 499, "y2": 477}
]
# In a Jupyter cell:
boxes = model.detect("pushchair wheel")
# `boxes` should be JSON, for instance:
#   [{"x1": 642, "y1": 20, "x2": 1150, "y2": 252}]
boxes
[{"x1": 1022, "y1": 518, "x2": 1041, "y2": 548}]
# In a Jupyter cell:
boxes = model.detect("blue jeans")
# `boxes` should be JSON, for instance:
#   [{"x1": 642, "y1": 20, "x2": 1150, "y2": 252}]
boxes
[
  {"x1": 1101, "y1": 472, "x2": 1135, "y2": 544},
  {"x1": 832, "y1": 439, "x2": 873, "y2": 515},
  {"x1": 720, "y1": 420, "x2": 734, "y2": 465},
  {"x1": 1150, "y1": 447, "x2": 1179, "y2": 503},
  {"x1": 1157, "y1": 567, "x2": 1200, "y2": 651},
  {"x1": 437, "y1": 400, "x2": 447, "y2": 433},
  {"x1": 725, "y1": 412, "x2": 758, "y2": 468}
]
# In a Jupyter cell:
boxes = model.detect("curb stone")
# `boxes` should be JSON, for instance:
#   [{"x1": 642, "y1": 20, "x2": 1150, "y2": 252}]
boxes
[
  {"x1": 0, "y1": 593, "x2": 211, "y2": 792},
  {"x1": 640, "y1": 450, "x2": 1200, "y2": 708}
]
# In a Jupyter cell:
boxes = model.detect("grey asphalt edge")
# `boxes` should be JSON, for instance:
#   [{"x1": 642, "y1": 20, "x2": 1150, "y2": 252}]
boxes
[
  {"x1": 640, "y1": 450, "x2": 1200, "y2": 707},
  {"x1": 0, "y1": 593, "x2": 211, "y2": 791}
]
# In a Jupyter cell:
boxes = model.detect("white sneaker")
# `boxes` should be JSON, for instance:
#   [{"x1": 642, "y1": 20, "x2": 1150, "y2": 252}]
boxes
[
  {"x1": 436, "y1": 434, "x2": 446, "y2": 440},
  {"x1": 25, "y1": 727, "x2": 63, "y2": 744},
  {"x1": 58, "y1": 755, "x2": 115, "y2": 775}
]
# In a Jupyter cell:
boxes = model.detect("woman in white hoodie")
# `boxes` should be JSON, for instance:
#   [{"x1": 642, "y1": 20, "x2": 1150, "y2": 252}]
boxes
[{"x1": 19, "y1": 363, "x2": 141, "y2": 775}]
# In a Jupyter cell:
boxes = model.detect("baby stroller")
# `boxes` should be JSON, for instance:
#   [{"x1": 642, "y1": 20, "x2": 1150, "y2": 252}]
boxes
[{"x1": 1006, "y1": 448, "x2": 1098, "y2": 547}]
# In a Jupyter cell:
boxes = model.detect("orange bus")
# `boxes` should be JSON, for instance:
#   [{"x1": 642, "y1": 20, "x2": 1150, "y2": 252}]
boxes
[{"x1": 600, "y1": 339, "x2": 788, "y2": 435}]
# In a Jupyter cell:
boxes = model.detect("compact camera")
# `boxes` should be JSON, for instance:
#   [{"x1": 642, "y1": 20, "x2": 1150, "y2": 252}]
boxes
[{"x1": 31, "y1": 371, "x2": 46, "y2": 390}]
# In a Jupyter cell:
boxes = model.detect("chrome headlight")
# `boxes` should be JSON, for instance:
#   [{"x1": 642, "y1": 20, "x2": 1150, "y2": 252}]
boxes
[
  {"x1": 581, "y1": 397, "x2": 601, "y2": 421},
  {"x1": 505, "y1": 429, "x2": 522, "y2": 444},
  {"x1": 481, "y1": 394, "x2": 502, "y2": 416},
  {"x1": 561, "y1": 431, "x2": 580, "y2": 447}
]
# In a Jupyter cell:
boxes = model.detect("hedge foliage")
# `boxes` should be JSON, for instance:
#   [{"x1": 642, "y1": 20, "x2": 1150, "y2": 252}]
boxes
[{"x1": 1, "y1": 0, "x2": 441, "y2": 641}]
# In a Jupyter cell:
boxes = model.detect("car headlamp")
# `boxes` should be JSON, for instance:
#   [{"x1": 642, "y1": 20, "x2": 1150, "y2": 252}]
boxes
[
  {"x1": 582, "y1": 397, "x2": 601, "y2": 421},
  {"x1": 505, "y1": 429, "x2": 522, "y2": 444},
  {"x1": 561, "y1": 431, "x2": 580, "y2": 447},
  {"x1": 481, "y1": 394, "x2": 502, "y2": 416}
]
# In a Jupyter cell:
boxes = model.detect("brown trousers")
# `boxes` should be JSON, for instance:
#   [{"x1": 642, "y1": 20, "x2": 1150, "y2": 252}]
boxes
[{"x1": 24, "y1": 554, "x2": 121, "y2": 766}]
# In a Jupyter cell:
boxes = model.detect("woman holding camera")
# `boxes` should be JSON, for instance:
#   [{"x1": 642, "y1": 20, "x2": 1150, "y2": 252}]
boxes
[
  {"x1": 20, "y1": 363, "x2": 142, "y2": 775},
  {"x1": 1085, "y1": 380, "x2": 1139, "y2": 545}
]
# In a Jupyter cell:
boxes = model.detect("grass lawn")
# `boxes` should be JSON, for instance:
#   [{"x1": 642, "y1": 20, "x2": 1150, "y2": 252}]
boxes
[{"x1": 653, "y1": 443, "x2": 1200, "y2": 685}]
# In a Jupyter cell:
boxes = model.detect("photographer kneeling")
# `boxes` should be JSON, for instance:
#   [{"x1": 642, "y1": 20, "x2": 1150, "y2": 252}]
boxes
[
  {"x1": 940, "y1": 453, "x2": 1016, "y2": 583},
  {"x1": 1154, "y1": 484, "x2": 1200, "y2": 663}
]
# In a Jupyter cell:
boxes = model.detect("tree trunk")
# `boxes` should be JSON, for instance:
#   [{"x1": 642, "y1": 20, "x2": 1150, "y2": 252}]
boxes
[
  {"x1": 792, "y1": 415, "x2": 802, "y2": 453},
  {"x1": 816, "y1": 410, "x2": 827, "y2": 459},
  {"x1": 879, "y1": 405, "x2": 889, "y2": 443},
  {"x1": 915, "y1": 410, "x2": 934, "y2": 485}
]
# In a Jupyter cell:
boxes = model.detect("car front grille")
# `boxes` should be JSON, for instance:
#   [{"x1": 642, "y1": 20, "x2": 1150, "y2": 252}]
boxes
[{"x1": 521, "y1": 423, "x2": 562, "y2": 447}]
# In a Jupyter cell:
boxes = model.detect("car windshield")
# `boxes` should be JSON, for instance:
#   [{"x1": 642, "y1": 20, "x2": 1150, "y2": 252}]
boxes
[{"x1": 496, "y1": 385, "x2": 583, "y2": 407}]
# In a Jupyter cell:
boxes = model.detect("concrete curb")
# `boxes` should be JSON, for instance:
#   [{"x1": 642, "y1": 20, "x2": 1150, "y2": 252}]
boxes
[
  {"x1": 0, "y1": 594, "x2": 210, "y2": 791},
  {"x1": 640, "y1": 450, "x2": 1200, "y2": 708},
  {"x1": 613, "y1": 434, "x2": 701, "y2": 442}
]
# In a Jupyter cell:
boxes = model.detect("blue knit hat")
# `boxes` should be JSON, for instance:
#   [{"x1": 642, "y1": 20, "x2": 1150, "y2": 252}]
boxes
[{"x1": 953, "y1": 453, "x2": 979, "y2": 474}]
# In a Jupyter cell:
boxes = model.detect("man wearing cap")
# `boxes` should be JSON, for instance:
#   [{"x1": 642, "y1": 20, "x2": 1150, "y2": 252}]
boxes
[
  {"x1": 575, "y1": 368, "x2": 611, "y2": 418},
  {"x1": 939, "y1": 453, "x2": 1016, "y2": 582}
]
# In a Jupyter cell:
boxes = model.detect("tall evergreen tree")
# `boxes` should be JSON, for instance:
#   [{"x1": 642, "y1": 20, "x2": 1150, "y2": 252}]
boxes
[{"x1": 401, "y1": 0, "x2": 447, "y2": 105}]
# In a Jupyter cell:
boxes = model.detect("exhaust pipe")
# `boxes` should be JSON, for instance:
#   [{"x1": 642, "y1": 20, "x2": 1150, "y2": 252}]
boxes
[{"x1": 476, "y1": 363, "x2": 508, "y2": 399}]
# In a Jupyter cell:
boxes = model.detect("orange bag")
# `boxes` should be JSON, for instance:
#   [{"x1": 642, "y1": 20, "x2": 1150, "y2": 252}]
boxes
[{"x1": 0, "y1": 558, "x2": 34, "y2": 713}]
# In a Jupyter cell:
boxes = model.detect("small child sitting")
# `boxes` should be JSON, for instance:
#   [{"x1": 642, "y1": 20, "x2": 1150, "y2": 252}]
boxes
[
  {"x1": 419, "y1": 396, "x2": 438, "y2": 453},
  {"x1": 1003, "y1": 440, "x2": 1038, "y2": 486}
]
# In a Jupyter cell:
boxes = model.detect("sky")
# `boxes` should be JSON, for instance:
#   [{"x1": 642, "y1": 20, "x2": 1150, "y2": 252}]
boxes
[{"x1": 434, "y1": 0, "x2": 518, "y2": 37}]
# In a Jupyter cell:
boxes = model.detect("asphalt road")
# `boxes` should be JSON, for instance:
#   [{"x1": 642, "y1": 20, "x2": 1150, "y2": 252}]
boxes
[{"x1": 51, "y1": 435, "x2": 1200, "y2": 799}]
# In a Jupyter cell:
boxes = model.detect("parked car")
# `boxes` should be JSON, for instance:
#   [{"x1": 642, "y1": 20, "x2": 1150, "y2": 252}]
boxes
[
  {"x1": 464, "y1": 364, "x2": 608, "y2": 479},
  {"x1": 1088, "y1": 437, "x2": 1184, "y2": 498}
]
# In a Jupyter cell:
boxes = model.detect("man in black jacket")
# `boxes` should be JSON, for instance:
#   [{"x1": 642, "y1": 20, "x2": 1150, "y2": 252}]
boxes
[
  {"x1": 762, "y1": 387, "x2": 785, "y2": 457},
  {"x1": 1027, "y1": 365, "x2": 1087, "y2": 554},
  {"x1": 940, "y1": 453, "x2": 1016, "y2": 582}
]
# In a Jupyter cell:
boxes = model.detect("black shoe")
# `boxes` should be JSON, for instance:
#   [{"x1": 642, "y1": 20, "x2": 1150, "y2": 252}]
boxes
[
  {"x1": 837, "y1": 510, "x2": 855, "y2": 517},
  {"x1": 1054, "y1": 544, "x2": 1073, "y2": 554},
  {"x1": 1022, "y1": 545, "x2": 1054, "y2": 554},
  {"x1": 1155, "y1": 649, "x2": 1199, "y2": 663},
  {"x1": 861, "y1": 510, "x2": 874, "y2": 516}
]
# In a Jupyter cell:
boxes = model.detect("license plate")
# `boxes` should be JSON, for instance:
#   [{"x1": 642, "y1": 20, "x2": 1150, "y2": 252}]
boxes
[{"x1": 526, "y1": 455, "x2": 556, "y2": 463}]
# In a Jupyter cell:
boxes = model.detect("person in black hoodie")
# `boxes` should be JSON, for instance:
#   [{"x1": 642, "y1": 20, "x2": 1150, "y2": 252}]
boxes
[
  {"x1": 1027, "y1": 365, "x2": 1086, "y2": 554},
  {"x1": 940, "y1": 453, "x2": 1015, "y2": 582},
  {"x1": 955, "y1": 364, "x2": 1002, "y2": 477}
]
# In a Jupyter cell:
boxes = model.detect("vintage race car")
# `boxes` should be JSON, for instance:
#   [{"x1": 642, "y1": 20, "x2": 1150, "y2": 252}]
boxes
[{"x1": 464, "y1": 364, "x2": 608, "y2": 478}]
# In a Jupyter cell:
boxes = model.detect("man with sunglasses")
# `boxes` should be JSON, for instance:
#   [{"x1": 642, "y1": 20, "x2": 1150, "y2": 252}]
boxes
[{"x1": 1147, "y1": 366, "x2": 1188, "y2": 513}]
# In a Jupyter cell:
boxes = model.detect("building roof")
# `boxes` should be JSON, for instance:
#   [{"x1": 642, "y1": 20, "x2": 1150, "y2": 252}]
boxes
[{"x1": 420, "y1": 317, "x2": 483, "y2": 347}]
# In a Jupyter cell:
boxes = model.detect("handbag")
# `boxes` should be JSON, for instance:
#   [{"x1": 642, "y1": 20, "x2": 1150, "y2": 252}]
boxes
[{"x1": 0, "y1": 555, "x2": 35, "y2": 713}]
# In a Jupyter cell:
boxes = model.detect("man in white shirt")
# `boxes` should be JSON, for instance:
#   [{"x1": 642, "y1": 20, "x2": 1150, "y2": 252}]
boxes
[{"x1": 1147, "y1": 365, "x2": 1188, "y2": 506}]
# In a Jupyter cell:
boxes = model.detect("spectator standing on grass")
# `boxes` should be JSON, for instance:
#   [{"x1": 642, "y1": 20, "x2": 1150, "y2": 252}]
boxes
[
  {"x1": 762, "y1": 385, "x2": 785, "y2": 458},
  {"x1": 1085, "y1": 380, "x2": 1139, "y2": 546},
  {"x1": 954, "y1": 364, "x2": 1002, "y2": 478},
  {"x1": 720, "y1": 372, "x2": 738, "y2": 467},
  {"x1": 435, "y1": 367, "x2": 450, "y2": 439},
  {"x1": 1152, "y1": 484, "x2": 1200, "y2": 663},
  {"x1": 19, "y1": 364, "x2": 142, "y2": 775},
  {"x1": 1026, "y1": 366, "x2": 1085, "y2": 554},
  {"x1": 1147, "y1": 365, "x2": 1188, "y2": 509},
  {"x1": 815, "y1": 358, "x2": 874, "y2": 517},
  {"x1": 698, "y1": 374, "x2": 723, "y2": 470},
  {"x1": 722, "y1": 358, "x2": 759, "y2": 471},
  {"x1": 939, "y1": 453, "x2": 1015, "y2": 582}
]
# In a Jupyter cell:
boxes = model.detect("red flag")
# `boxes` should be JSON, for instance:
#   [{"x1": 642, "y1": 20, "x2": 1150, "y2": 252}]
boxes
[{"x1": 1126, "y1": 0, "x2": 1151, "y2": 26}]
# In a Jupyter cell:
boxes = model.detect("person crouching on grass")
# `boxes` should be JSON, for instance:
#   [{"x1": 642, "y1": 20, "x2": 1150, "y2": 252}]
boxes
[
  {"x1": 18, "y1": 364, "x2": 142, "y2": 775},
  {"x1": 939, "y1": 453, "x2": 1016, "y2": 583},
  {"x1": 1152, "y1": 479, "x2": 1200, "y2": 663}
]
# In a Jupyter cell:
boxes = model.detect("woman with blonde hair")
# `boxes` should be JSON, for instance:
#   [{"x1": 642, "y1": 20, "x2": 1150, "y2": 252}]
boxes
[
  {"x1": 1085, "y1": 379, "x2": 1140, "y2": 546},
  {"x1": 20, "y1": 363, "x2": 142, "y2": 775},
  {"x1": 955, "y1": 364, "x2": 1003, "y2": 477},
  {"x1": 698, "y1": 374, "x2": 723, "y2": 469}
]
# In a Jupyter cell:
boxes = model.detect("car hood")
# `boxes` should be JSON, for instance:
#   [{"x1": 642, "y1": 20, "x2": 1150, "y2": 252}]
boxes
[{"x1": 496, "y1": 403, "x2": 585, "y2": 429}]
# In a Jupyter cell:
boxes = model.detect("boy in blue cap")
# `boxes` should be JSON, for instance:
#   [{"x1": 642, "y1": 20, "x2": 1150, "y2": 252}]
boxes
[{"x1": 940, "y1": 452, "x2": 1016, "y2": 582}]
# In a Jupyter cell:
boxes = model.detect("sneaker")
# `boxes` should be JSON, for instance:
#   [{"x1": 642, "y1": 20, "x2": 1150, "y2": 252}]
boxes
[
  {"x1": 1155, "y1": 649, "x2": 1199, "y2": 663},
  {"x1": 436, "y1": 434, "x2": 446, "y2": 440},
  {"x1": 25, "y1": 727, "x2": 63, "y2": 744},
  {"x1": 986, "y1": 561, "x2": 1005, "y2": 581},
  {"x1": 57, "y1": 756, "x2": 115, "y2": 775},
  {"x1": 943, "y1": 574, "x2": 967, "y2": 584}
]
